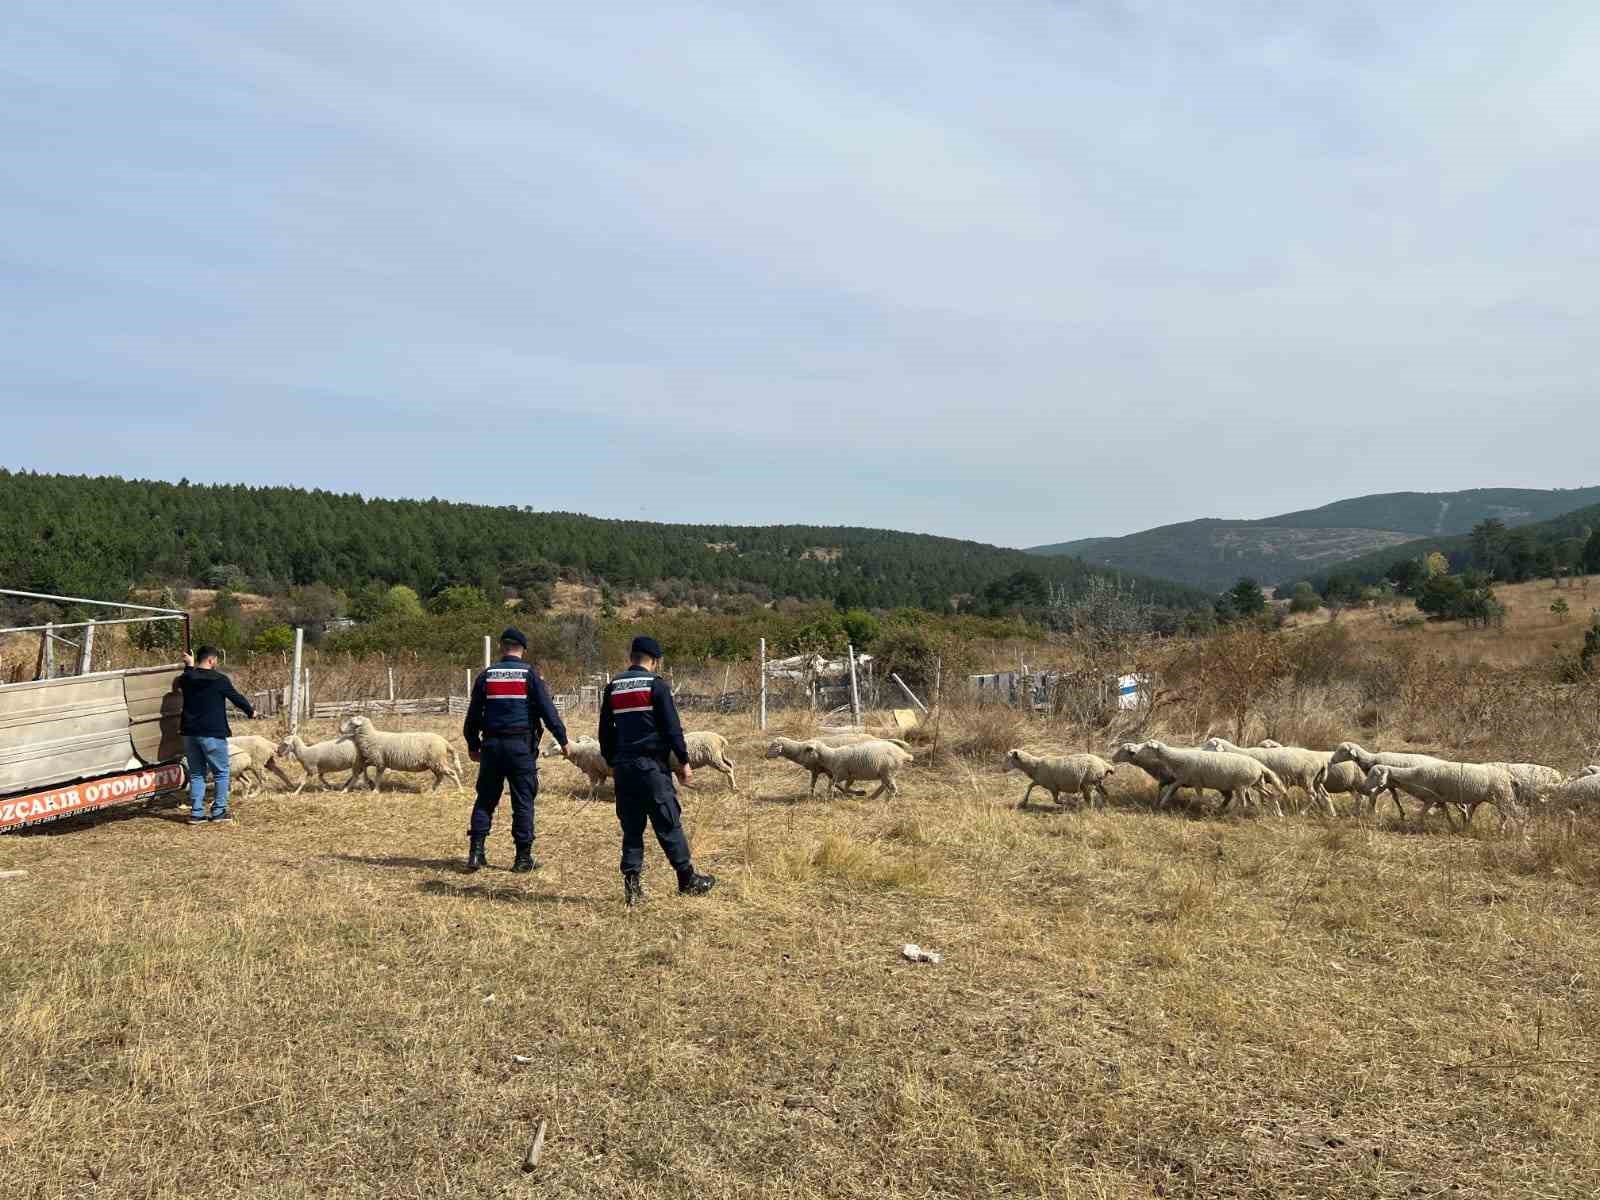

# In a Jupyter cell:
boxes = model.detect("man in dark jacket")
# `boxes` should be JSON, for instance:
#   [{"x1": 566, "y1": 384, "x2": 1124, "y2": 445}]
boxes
[
  {"x1": 463, "y1": 627, "x2": 570, "y2": 873},
  {"x1": 178, "y1": 644, "x2": 254, "y2": 824},
  {"x1": 598, "y1": 635, "x2": 714, "y2": 906}
]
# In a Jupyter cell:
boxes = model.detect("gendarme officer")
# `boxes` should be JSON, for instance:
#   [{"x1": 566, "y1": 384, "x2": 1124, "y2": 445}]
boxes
[
  {"x1": 598, "y1": 635, "x2": 715, "y2": 906},
  {"x1": 463, "y1": 627, "x2": 570, "y2": 873}
]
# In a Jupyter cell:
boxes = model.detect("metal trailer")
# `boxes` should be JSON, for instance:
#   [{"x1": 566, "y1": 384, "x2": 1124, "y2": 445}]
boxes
[{"x1": 0, "y1": 590, "x2": 190, "y2": 833}]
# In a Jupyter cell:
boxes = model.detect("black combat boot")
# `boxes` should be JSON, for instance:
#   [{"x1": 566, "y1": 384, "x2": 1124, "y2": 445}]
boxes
[
  {"x1": 676, "y1": 865, "x2": 716, "y2": 896},
  {"x1": 511, "y1": 844, "x2": 539, "y2": 873},
  {"x1": 623, "y1": 872, "x2": 644, "y2": 907},
  {"x1": 465, "y1": 835, "x2": 488, "y2": 873}
]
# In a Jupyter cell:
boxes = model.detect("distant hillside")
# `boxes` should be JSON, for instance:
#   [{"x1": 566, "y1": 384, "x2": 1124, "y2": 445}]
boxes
[
  {"x1": 1294, "y1": 501, "x2": 1600, "y2": 593},
  {"x1": 1028, "y1": 487, "x2": 1600, "y2": 592},
  {"x1": 0, "y1": 469, "x2": 1209, "y2": 615}
]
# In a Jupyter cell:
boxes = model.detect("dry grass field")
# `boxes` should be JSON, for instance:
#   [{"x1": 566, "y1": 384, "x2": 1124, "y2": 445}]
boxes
[
  {"x1": 6, "y1": 706, "x2": 1600, "y2": 1199},
  {"x1": 1285, "y1": 576, "x2": 1600, "y2": 667}
]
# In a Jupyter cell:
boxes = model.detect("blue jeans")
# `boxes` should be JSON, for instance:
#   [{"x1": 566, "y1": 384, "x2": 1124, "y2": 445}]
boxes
[{"x1": 186, "y1": 736, "x2": 231, "y2": 819}]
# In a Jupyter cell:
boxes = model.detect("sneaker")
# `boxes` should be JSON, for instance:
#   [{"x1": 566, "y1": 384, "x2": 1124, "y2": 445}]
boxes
[
  {"x1": 188, "y1": 815, "x2": 207, "y2": 826},
  {"x1": 210, "y1": 811, "x2": 234, "y2": 824}
]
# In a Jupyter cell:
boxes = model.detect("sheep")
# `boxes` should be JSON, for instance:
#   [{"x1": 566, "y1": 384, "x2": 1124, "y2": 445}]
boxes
[
  {"x1": 1003, "y1": 749, "x2": 1114, "y2": 810},
  {"x1": 1580, "y1": 765, "x2": 1600, "y2": 778},
  {"x1": 794, "y1": 739, "x2": 914, "y2": 800},
  {"x1": 1110, "y1": 741, "x2": 1180, "y2": 796},
  {"x1": 1328, "y1": 742, "x2": 1449, "y2": 820},
  {"x1": 1257, "y1": 739, "x2": 1366, "y2": 811},
  {"x1": 766, "y1": 734, "x2": 911, "y2": 796},
  {"x1": 1554, "y1": 773, "x2": 1600, "y2": 806},
  {"x1": 1362, "y1": 762, "x2": 1526, "y2": 832},
  {"x1": 338, "y1": 716, "x2": 463, "y2": 793},
  {"x1": 226, "y1": 734, "x2": 295, "y2": 791},
  {"x1": 544, "y1": 736, "x2": 611, "y2": 798},
  {"x1": 277, "y1": 734, "x2": 373, "y2": 794},
  {"x1": 224, "y1": 744, "x2": 265, "y2": 797},
  {"x1": 1132, "y1": 741, "x2": 1288, "y2": 818},
  {"x1": 1485, "y1": 762, "x2": 1566, "y2": 804},
  {"x1": 1201, "y1": 737, "x2": 1337, "y2": 818},
  {"x1": 669, "y1": 731, "x2": 738, "y2": 791}
]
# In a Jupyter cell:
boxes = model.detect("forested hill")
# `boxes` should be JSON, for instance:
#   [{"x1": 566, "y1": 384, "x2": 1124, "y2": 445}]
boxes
[
  {"x1": 1027, "y1": 486, "x2": 1600, "y2": 592},
  {"x1": 0, "y1": 470, "x2": 1207, "y2": 613}
]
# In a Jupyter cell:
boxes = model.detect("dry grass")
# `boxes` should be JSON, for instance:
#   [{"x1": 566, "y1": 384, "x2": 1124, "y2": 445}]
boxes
[
  {"x1": 6, "y1": 708, "x2": 1600, "y2": 1198},
  {"x1": 1285, "y1": 575, "x2": 1600, "y2": 668}
]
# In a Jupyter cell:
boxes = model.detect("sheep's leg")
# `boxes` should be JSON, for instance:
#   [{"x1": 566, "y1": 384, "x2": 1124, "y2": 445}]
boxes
[
  {"x1": 370, "y1": 767, "x2": 386, "y2": 793},
  {"x1": 1017, "y1": 781, "x2": 1036, "y2": 810},
  {"x1": 808, "y1": 769, "x2": 821, "y2": 797},
  {"x1": 266, "y1": 759, "x2": 295, "y2": 790},
  {"x1": 1092, "y1": 781, "x2": 1109, "y2": 811},
  {"x1": 869, "y1": 777, "x2": 891, "y2": 800},
  {"x1": 1316, "y1": 783, "x2": 1338, "y2": 819},
  {"x1": 1156, "y1": 781, "x2": 1177, "y2": 810}
]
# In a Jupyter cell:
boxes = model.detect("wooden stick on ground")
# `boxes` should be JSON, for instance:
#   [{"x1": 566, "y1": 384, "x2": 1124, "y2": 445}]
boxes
[
  {"x1": 521, "y1": 1118, "x2": 548, "y2": 1173},
  {"x1": 0, "y1": 870, "x2": 28, "y2": 881}
]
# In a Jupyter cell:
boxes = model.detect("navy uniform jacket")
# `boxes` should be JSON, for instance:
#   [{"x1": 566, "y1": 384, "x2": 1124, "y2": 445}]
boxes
[
  {"x1": 463, "y1": 656, "x2": 570, "y2": 754},
  {"x1": 598, "y1": 666, "x2": 689, "y2": 766}
]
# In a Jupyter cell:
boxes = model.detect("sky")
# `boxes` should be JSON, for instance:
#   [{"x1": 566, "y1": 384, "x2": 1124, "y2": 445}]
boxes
[{"x1": 3, "y1": 2, "x2": 1597, "y2": 547}]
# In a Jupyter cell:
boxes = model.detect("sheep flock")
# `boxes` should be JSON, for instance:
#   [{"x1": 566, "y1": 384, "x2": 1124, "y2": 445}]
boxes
[{"x1": 216, "y1": 713, "x2": 1600, "y2": 838}]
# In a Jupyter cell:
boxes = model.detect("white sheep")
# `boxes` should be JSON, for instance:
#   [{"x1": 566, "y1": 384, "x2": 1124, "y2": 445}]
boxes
[
  {"x1": 224, "y1": 744, "x2": 265, "y2": 797},
  {"x1": 1579, "y1": 765, "x2": 1600, "y2": 778},
  {"x1": 338, "y1": 716, "x2": 463, "y2": 793},
  {"x1": 1134, "y1": 741, "x2": 1288, "y2": 818},
  {"x1": 1003, "y1": 749, "x2": 1114, "y2": 810},
  {"x1": 1486, "y1": 762, "x2": 1565, "y2": 803},
  {"x1": 1110, "y1": 741, "x2": 1181, "y2": 798},
  {"x1": 277, "y1": 734, "x2": 373, "y2": 794},
  {"x1": 795, "y1": 739, "x2": 914, "y2": 800},
  {"x1": 1554, "y1": 773, "x2": 1600, "y2": 806},
  {"x1": 226, "y1": 734, "x2": 295, "y2": 791},
  {"x1": 765, "y1": 733, "x2": 910, "y2": 796},
  {"x1": 1363, "y1": 762, "x2": 1525, "y2": 832},
  {"x1": 1328, "y1": 742, "x2": 1449, "y2": 820},
  {"x1": 669, "y1": 731, "x2": 738, "y2": 791},
  {"x1": 1201, "y1": 737, "x2": 1337, "y2": 818},
  {"x1": 544, "y1": 736, "x2": 611, "y2": 798},
  {"x1": 1257, "y1": 739, "x2": 1367, "y2": 809}
]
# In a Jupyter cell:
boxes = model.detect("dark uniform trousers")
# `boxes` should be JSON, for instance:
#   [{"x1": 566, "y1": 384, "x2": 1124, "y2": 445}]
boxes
[
  {"x1": 614, "y1": 756, "x2": 692, "y2": 875},
  {"x1": 471, "y1": 735, "x2": 538, "y2": 845}
]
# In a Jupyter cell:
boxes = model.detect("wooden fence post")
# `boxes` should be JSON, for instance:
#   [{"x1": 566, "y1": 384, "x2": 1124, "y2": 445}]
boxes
[
  {"x1": 847, "y1": 644, "x2": 861, "y2": 728},
  {"x1": 289, "y1": 627, "x2": 304, "y2": 735},
  {"x1": 387, "y1": 667, "x2": 396, "y2": 702},
  {"x1": 890, "y1": 672, "x2": 928, "y2": 716},
  {"x1": 758, "y1": 638, "x2": 767, "y2": 731},
  {"x1": 484, "y1": 635, "x2": 491, "y2": 669},
  {"x1": 77, "y1": 622, "x2": 95, "y2": 675},
  {"x1": 42, "y1": 623, "x2": 54, "y2": 679}
]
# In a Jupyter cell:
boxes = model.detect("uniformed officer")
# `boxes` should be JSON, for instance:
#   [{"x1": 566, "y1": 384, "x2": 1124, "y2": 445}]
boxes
[
  {"x1": 463, "y1": 627, "x2": 570, "y2": 873},
  {"x1": 598, "y1": 635, "x2": 715, "y2": 906}
]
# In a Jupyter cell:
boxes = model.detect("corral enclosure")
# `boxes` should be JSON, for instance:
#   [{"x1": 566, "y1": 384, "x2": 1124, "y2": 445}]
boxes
[{"x1": 5, "y1": 576, "x2": 1600, "y2": 1197}]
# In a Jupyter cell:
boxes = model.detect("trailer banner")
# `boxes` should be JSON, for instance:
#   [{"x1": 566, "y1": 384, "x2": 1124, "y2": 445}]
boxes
[{"x1": 0, "y1": 763, "x2": 187, "y2": 833}]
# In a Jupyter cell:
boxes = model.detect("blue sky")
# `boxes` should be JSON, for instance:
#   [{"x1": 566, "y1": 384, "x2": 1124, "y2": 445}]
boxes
[{"x1": 3, "y1": 2, "x2": 1596, "y2": 545}]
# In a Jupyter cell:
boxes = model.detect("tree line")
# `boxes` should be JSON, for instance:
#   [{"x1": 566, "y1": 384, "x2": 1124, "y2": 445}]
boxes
[{"x1": 0, "y1": 469, "x2": 1209, "y2": 620}]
